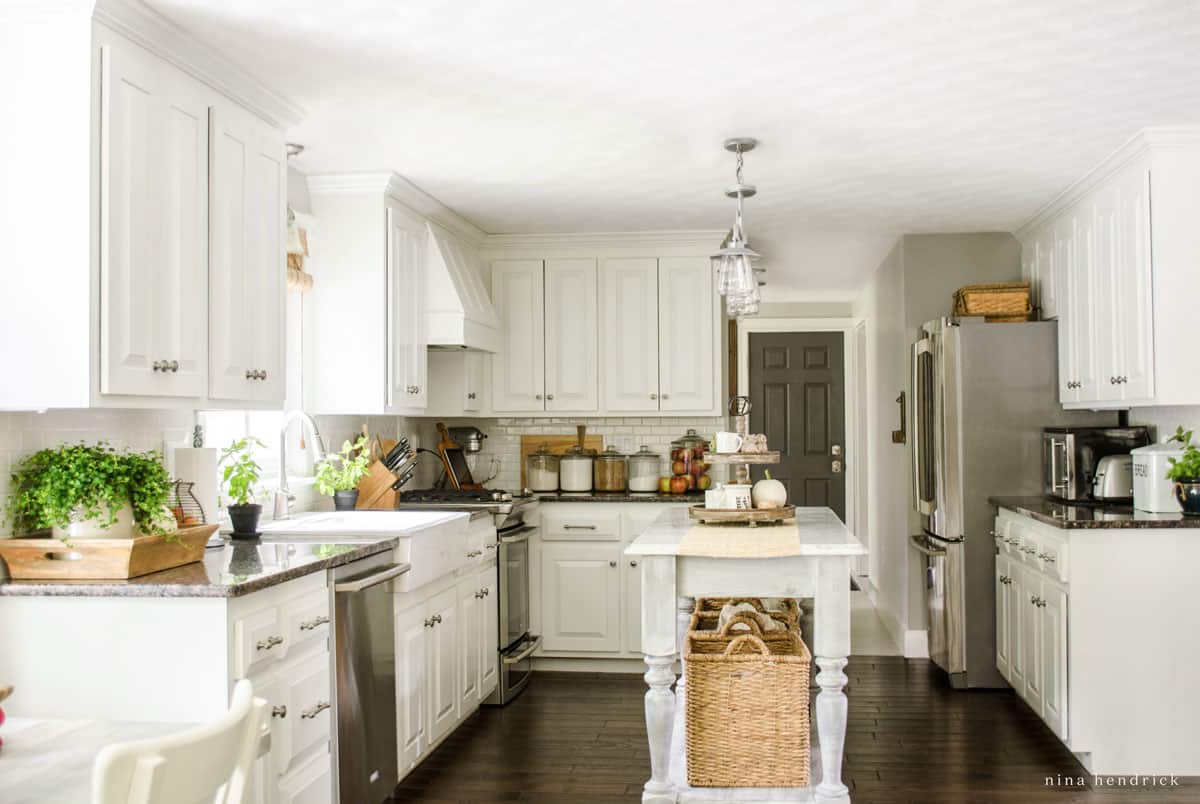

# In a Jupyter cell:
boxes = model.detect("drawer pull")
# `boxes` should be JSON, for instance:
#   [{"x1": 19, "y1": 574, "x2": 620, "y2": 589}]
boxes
[
  {"x1": 1039, "y1": 552, "x2": 1057, "y2": 563},
  {"x1": 301, "y1": 701, "x2": 330, "y2": 720},
  {"x1": 466, "y1": 549, "x2": 483, "y2": 558},
  {"x1": 563, "y1": 524, "x2": 597, "y2": 530},
  {"x1": 271, "y1": 705, "x2": 287, "y2": 719},
  {"x1": 300, "y1": 615, "x2": 330, "y2": 631},
  {"x1": 432, "y1": 614, "x2": 443, "y2": 625},
  {"x1": 256, "y1": 635, "x2": 285, "y2": 651}
]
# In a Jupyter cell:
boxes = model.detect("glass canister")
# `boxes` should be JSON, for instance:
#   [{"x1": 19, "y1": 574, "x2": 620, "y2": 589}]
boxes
[
  {"x1": 669, "y1": 428, "x2": 711, "y2": 493},
  {"x1": 593, "y1": 446, "x2": 628, "y2": 492},
  {"x1": 559, "y1": 445, "x2": 596, "y2": 492},
  {"x1": 628, "y1": 445, "x2": 663, "y2": 492},
  {"x1": 526, "y1": 444, "x2": 561, "y2": 492}
]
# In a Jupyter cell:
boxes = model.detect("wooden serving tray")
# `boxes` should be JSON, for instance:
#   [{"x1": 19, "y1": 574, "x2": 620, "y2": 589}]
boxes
[
  {"x1": 0, "y1": 523, "x2": 218, "y2": 580},
  {"x1": 688, "y1": 504, "x2": 795, "y2": 527}
]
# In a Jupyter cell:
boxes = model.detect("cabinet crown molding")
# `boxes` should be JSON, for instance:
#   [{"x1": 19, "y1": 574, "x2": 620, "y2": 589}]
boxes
[
  {"x1": 89, "y1": 0, "x2": 303, "y2": 129},
  {"x1": 1017, "y1": 126, "x2": 1200, "y2": 239},
  {"x1": 483, "y1": 230, "x2": 727, "y2": 254},
  {"x1": 306, "y1": 171, "x2": 487, "y2": 247}
]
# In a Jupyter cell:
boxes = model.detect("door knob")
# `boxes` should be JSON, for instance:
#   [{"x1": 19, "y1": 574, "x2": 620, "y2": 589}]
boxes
[{"x1": 831, "y1": 460, "x2": 842, "y2": 473}]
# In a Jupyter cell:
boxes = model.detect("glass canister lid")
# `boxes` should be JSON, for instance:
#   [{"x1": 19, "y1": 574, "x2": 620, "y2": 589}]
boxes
[
  {"x1": 560, "y1": 444, "x2": 596, "y2": 462},
  {"x1": 671, "y1": 429, "x2": 709, "y2": 450},
  {"x1": 629, "y1": 444, "x2": 660, "y2": 461},
  {"x1": 528, "y1": 443, "x2": 560, "y2": 463},
  {"x1": 595, "y1": 445, "x2": 627, "y2": 463}
]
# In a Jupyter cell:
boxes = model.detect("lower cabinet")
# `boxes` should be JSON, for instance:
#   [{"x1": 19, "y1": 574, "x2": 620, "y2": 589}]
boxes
[
  {"x1": 995, "y1": 520, "x2": 1069, "y2": 743},
  {"x1": 540, "y1": 541, "x2": 623, "y2": 653},
  {"x1": 396, "y1": 558, "x2": 498, "y2": 777},
  {"x1": 535, "y1": 503, "x2": 688, "y2": 660}
]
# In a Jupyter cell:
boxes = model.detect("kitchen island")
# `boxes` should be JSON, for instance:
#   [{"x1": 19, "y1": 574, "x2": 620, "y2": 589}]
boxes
[{"x1": 626, "y1": 506, "x2": 866, "y2": 804}]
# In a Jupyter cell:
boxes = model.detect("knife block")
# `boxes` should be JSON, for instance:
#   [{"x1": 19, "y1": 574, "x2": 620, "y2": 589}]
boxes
[{"x1": 356, "y1": 461, "x2": 399, "y2": 510}]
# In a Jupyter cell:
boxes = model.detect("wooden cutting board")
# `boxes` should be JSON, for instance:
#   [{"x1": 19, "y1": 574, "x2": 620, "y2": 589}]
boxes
[{"x1": 520, "y1": 434, "x2": 603, "y2": 488}]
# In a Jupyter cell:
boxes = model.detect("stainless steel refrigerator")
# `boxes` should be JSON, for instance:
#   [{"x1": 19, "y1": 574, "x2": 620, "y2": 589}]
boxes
[{"x1": 908, "y1": 317, "x2": 1108, "y2": 688}]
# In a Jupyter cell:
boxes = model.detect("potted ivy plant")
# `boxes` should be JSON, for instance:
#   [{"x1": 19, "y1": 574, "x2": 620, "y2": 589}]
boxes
[
  {"x1": 314, "y1": 435, "x2": 371, "y2": 511},
  {"x1": 1167, "y1": 426, "x2": 1200, "y2": 517},
  {"x1": 220, "y1": 437, "x2": 266, "y2": 538},
  {"x1": 6, "y1": 442, "x2": 173, "y2": 542}
]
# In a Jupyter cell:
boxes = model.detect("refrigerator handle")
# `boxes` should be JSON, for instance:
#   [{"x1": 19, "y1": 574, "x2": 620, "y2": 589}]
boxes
[{"x1": 911, "y1": 338, "x2": 935, "y2": 516}]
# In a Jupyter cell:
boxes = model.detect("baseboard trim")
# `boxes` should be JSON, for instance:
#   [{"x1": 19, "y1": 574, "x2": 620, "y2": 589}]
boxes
[
  {"x1": 533, "y1": 657, "x2": 649, "y2": 673},
  {"x1": 904, "y1": 629, "x2": 930, "y2": 659}
]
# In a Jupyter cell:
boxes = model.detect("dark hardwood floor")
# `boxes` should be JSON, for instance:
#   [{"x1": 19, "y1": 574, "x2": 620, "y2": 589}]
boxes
[{"x1": 392, "y1": 658, "x2": 1199, "y2": 803}]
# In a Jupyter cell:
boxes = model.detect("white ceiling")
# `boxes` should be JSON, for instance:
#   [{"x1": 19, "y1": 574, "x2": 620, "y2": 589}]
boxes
[{"x1": 149, "y1": 0, "x2": 1200, "y2": 297}]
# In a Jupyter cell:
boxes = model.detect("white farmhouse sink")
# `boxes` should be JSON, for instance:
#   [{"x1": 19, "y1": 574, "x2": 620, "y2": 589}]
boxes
[{"x1": 258, "y1": 510, "x2": 475, "y2": 590}]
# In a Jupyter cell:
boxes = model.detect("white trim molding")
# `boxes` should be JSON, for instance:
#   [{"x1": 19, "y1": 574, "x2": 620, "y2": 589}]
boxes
[
  {"x1": 92, "y1": 0, "x2": 304, "y2": 129},
  {"x1": 482, "y1": 230, "x2": 725, "y2": 260}
]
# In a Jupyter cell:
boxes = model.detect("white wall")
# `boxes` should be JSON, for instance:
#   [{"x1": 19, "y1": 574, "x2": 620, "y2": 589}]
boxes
[
  {"x1": 854, "y1": 232, "x2": 1021, "y2": 655},
  {"x1": 1128, "y1": 406, "x2": 1200, "y2": 442}
]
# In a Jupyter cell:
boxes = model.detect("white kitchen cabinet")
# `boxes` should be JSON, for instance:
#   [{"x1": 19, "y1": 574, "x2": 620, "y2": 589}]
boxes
[
  {"x1": 540, "y1": 541, "x2": 622, "y2": 653},
  {"x1": 208, "y1": 101, "x2": 286, "y2": 404},
  {"x1": 477, "y1": 565, "x2": 499, "y2": 702},
  {"x1": 1019, "y1": 129, "x2": 1200, "y2": 409},
  {"x1": 98, "y1": 35, "x2": 209, "y2": 400},
  {"x1": 1019, "y1": 568, "x2": 1045, "y2": 716},
  {"x1": 602, "y1": 258, "x2": 660, "y2": 412},
  {"x1": 276, "y1": 752, "x2": 333, "y2": 804},
  {"x1": 544, "y1": 259, "x2": 599, "y2": 412},
  {"x1": 1033, "y1": 226, "x2": 1059, "y2": 320},
  {"x1": 1041, "y1": 581, "x2": 1069, "y2": 741},
  {"x1": 425, "y1": 350, "x2": 489, "y2": 416},
  {"x1": 491, "y1": 260, "x2": 547, "y2": 412},
  {"x1": 426, "y1": 586, "x2": 459, "y2": 746},
  {"x1": 456, "y1": 575, "x2": 481, "y2": 707},
  {"x1": 658, "y1": 257, "x2": 717, "y2": 413},
  {"x1": 396, "y1": 603, "x2": 428, "y2": 771},
  {"x1": 387, "y1": 201, "x2": 429, "y2": 413},
  {"x1": 994, "y1": 553, "x2": 1013, "y2": 683}
]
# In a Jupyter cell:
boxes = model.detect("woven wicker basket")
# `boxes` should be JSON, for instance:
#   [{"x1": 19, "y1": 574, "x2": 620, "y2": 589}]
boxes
[
  {"x1": 689, "y1": 610, "x2": 797, "y2": 651},
  {"x1": 684, "y1": 629, "x2": 811, "y2": 788},
  {"x1": 952, "y1": 282, "x2": 1032, "y2": 322},
  {"x1": 693, "y1": 597, "x2": 801, "y2": 630}
]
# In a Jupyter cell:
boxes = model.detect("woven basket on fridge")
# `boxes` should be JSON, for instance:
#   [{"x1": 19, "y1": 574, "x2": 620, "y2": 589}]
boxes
[
  {"x1": 952, "y1": 282, "x2": 1032, "y2": 322},
  {"x1": 693, "y1": 597, "x2": 801, "y2": 631},
  {"x1": 684, "y1": 628, "x2": 811, "y2": 788}
]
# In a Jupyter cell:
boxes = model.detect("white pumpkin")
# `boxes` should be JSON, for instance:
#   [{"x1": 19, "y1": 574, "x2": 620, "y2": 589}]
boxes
[{"x1": 752, "y1": 471, "x2": 788, "y2": 509}]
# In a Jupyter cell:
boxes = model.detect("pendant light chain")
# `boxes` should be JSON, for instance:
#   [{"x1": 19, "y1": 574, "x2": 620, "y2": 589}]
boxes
[{"x1": 710, "y1": 138, "x2": 763, "y2": 317}]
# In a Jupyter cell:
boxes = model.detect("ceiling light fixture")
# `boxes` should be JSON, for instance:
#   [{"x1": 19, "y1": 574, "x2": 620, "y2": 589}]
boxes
[{"x1": 711, "y1": 137, "x2": 762, "y2": 317}]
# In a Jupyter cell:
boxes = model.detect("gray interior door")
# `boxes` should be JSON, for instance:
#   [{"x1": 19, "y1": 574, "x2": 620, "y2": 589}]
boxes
[{"x1": 748, "y1": 331, "x2": 846, "y2": 519}]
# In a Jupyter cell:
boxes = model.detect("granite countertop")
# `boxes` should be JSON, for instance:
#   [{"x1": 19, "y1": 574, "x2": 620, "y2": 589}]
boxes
[
  {"x1": 0, "y1": 535, "x2": 397, "y2": 598},
  {"x1": 537, "y1": 491, "x2": 706, "y2": 504},
  {"x1": 989, "y1": 496, "x2": 1200, "y2": 529}
]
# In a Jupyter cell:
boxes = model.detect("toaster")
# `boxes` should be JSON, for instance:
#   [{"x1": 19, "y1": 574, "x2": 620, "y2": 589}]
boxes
[{"x1": 1091, "y1": 454, "x2": 1134, "y2": 501}]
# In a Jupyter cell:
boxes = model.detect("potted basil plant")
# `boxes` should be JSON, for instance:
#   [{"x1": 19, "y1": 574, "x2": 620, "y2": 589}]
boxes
[
  {"x1": 6, "y1": 442, "x2": 173, "y2": 542},
  {"x1": 314, "y1": 435, "x2": 371, "y2": 511},
  {"x1": 1167, "y1": 426, "x2": 1200, "y2": 517},
  {"x1": 220, "y1": 437, "x2": 266, "y2": 538}
]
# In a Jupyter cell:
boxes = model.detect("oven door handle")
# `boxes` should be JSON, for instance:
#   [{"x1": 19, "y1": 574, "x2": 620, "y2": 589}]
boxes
[
  {"x1": 500, "y1": 526, "x2": 536, "y2": 545},
  {"x1": 908, "y1": 532, "x2": 946, "y2": 558},
  {"x1": 502, "y1": 635, "x2": 542, "y2": 665}
]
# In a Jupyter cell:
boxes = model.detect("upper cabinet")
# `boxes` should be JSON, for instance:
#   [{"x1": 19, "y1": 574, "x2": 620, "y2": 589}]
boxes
[
  {"x1": 600, "y1": 257, "x2": 717, "y2": 414},
  {"x1": 544, "y1": 260, "x2": 600, "y2": 412},
  {"x1": 0, "y1": 9, "x2": 297, "y2": 411},
  {"x1": 208, "y1": 102, "x2": 287, "y2": 404},
  {"x1": 1020, "y1": 129, "x2": 1200, "y2": 409},
  {"x1": 304, "y1": 177, "x2": 434, "y2": 415}
]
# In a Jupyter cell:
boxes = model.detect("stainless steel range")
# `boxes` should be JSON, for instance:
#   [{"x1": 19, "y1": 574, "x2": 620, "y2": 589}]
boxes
[{"x1": 396, "y1": 489, "x2": 540, "y2": 705}]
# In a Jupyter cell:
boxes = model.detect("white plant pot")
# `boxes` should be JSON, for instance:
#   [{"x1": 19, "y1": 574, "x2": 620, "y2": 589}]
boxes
[{"x1": 51, "y1": 503, "x2": 136, "y2": 541}]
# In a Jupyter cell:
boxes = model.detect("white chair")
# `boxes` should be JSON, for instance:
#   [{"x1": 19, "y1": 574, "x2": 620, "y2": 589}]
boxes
[{"x1": 91, "y1": 680, "x2": 269, "y2": 804}]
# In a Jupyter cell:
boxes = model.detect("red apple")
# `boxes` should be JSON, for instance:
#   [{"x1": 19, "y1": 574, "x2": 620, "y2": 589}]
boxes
[
  {"x1": 690, "y1": 460, "x2": 706, "y2": 477},
  {"x1": 672, "y1": 460, "x2": 687, "y2": 476},
  {"x1": 658, "y1": 476, "x2": 672, "y2": 493},
  {"x1": 669, "y1": 476, "x2": 689, "y2": 494}
]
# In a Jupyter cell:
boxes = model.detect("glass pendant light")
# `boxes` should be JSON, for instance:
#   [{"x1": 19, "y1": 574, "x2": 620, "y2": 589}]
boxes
[{"x1": 711, "y1": 138, "x2": 763, "y2": 317}]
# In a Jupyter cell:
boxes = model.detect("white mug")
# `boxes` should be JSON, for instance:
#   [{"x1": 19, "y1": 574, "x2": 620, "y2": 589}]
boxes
[
  {"x1": 724, "y1": 484, "x2": 753, "y2": 510},
  {"x1": 715, "y1": 431, "x2": 744, "y2": 453}
]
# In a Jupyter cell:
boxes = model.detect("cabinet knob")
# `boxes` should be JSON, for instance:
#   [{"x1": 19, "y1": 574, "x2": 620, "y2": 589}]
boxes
[
  {"x1": 259, "y1": 369, "x2": 267, "y2": 380},
  {"x1": 661, "y1": 393, "x2": 670, "y2": 400},
  {"x1": 630, "y1": 560, "x2": 638, "y2": 567},
  {"x1": 535, "y1": 394, "x2": 544, "y2": 401},
  {"x1": 546, "y1": 394, "x2": 555, "y2": 401},
  {"x1": 424, "y1": 618, "x2": 434, "y2": 628},
  {"x1": 650, "y1": 393, "x2": 658, "y2": 400},
  {"x1": 609, "y1": 560, "x2": 617, "y2": 568},
  {"x1": 432, "y1": 614, "x2": 443, "y2": 625},
  {"x1": 467, "y1": 392, "x2": 476, "y2": 400},
  {"x1": 153, "y1": 361, "x2": 164, "y2": 372},
  {"x1": 271, "y1": 705, "x2": 287, "y2": 719}
]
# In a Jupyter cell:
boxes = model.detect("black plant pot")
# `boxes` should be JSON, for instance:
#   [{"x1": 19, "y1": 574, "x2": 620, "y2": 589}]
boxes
[
  {"x1": 228, "y1": 503, "x2": 263, "y2": 538},
  {"x1": 333, "y1": 489, "x2": 359, "y2": 511},
  {"x1": 1174, "y1": 479, "x2": 1200, "y2": 517}
]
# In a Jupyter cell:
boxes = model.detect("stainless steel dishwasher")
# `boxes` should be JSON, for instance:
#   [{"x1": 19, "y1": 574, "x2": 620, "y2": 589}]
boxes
[{"x1": 331, "y1": 552, "x2": 410, "y2": 804}]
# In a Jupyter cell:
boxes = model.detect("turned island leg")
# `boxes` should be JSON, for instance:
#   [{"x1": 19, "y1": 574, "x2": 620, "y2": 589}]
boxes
[
  {"x1": 640, "y1": 555, "x2": 678, "y2": 803},
  {"x1": 815, "y1": 556, "x2": 851, "y2": 804}
]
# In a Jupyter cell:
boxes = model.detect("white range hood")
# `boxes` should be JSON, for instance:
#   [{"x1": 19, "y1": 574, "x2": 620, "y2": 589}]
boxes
[{"x1": 425, "y1": 223, "x2": 500, "y2": 352}]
